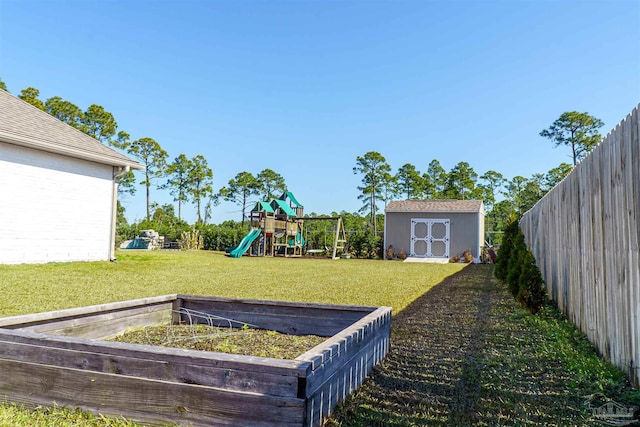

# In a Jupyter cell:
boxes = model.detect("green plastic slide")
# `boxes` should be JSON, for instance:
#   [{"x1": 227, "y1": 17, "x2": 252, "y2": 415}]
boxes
[{"x1": 229, "y1": 228, "x2": 262, "y2": 258}]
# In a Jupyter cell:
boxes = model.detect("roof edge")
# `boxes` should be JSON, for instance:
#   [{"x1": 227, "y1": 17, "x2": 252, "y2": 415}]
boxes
[
  {"x1": 385, "y1": 209, "x2": 483, "y2": 214},
  {"x1": 0, "y1": 134, "x2": 144, "y2": 170}
]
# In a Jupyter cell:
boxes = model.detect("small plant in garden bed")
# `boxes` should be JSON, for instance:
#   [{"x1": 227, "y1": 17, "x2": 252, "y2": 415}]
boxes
[
  {"x1": 0, "y1": 403, "x2": 144, "y2": 427},
  {"x1": 110, "y1": 324, "x2": 327, "y2": 359}
]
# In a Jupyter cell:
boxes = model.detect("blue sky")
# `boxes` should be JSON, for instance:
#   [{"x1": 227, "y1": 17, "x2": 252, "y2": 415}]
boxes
[{"x1": 1, "y1": 0, "x2": 639, "y2": 223}]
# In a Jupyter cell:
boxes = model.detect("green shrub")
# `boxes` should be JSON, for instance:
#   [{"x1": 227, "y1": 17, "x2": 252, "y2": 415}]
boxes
[
  {"x1": 506, "y1": 231, "x2": 525, "y2": 297},
  {"x1": 199, "y1": 221, "x2": 245, "y2": 251},
  {"x1": 494, "y1": 218, "x2": 518, "y2": 281},
  {"x1": 495, "y1": 218, "x2": 546, "y2": 313},
  {"x1": 517, "y1": 249, "x2": 546, "y2": 313},
  {"x1": 349, "y1": 229, "x2": 382, "y2": 259}
]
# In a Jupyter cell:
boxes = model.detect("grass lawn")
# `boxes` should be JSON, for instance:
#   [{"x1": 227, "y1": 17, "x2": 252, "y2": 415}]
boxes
[
  {"x1": 0, "y1": 252, "x2": 637, "y2": 426},
  {"x1": 0, "y1": 250, "x2": 465, "y2": 317},
  {"x1": 0, "y1": 250, "x2": 464, "y2": 426}
]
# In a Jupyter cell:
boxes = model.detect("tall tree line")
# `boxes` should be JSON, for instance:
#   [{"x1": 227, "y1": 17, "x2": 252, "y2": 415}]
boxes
[
  {"x1": 3, "y1": 77, "x2": 603, "y2": 239},
  {"x1": 352, "y1": 111, "x2": 603, "y2": 238},
  {"x1": 353, "y1": 156, "x2": 584, "y2": 238}
]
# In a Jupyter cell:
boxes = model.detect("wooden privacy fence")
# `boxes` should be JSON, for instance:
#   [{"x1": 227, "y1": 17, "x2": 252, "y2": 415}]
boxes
[{"x1": 520, "y1": 104, "x2": 640, "y2": 387}]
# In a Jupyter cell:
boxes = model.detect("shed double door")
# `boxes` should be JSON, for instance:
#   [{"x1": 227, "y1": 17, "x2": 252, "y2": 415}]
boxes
[{"x1": 410, "y1": 219, "x2": 450, "y2": 258}]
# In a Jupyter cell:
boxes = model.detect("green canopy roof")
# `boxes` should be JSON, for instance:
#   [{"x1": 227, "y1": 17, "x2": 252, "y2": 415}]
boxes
[
  {"x1": 284, "y1": 191, "x2": 303, "y2": 207},
  {"x1": 252, "y1": 201, "x2": 275, "y2": 213},
  {"x1": 272, "y1": 199, "x2": 297, "y2": 217}
]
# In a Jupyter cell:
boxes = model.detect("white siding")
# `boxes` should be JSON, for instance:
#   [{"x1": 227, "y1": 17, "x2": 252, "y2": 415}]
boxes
[{"x1": 0, "y1": 143, "x2": 114, "y2": 264}]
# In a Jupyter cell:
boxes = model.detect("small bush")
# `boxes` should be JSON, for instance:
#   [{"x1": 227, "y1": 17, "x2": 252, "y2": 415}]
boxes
[
  {"x1": 495, "y1": 218, "x2": 546, "y2": 313},
  {"x1": 506, "y1": 231, "x2": 526, "y2": 297},
  {"x1": 397, "y1": 248, "x2": 407, "y2": 260},
  {"x1": 517, "y1": 250, "x2": 546, "y2": 313},
  {"x1": 462, "y1": 249, "x2": 474, "y2": 263},
  {"x1": 349, "y1": 229, "x2": 381, "y2": 259},
  {"x1": 450, "y1": 255, "x2": 460, "y2": 263},
  {"x1": 494, "y1": 218, "x2": 519, "y2": 281}
]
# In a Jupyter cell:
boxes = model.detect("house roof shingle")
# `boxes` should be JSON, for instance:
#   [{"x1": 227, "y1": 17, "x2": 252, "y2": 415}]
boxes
[
  {"x1": 386, "y1": 199, "x2": 484, "y2": 213},
  {"x1": 0, "y1": 90, "x2": 143, "y2": 169}
]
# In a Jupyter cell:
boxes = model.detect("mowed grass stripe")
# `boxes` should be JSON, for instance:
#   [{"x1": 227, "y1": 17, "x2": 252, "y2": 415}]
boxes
[{"x1": 327, "y1": 265, "x2": 639, "y2": 427}]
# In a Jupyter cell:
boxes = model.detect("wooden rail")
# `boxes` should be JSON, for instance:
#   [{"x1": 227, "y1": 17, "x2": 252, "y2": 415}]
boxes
[{"x1": 520, "y1": 104, "x2": 640, "y2": 387}]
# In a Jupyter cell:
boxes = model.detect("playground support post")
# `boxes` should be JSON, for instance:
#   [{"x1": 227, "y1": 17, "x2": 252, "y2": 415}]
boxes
[{"x1": 331, "y1": 217, "x2": 346, "y2": 260}]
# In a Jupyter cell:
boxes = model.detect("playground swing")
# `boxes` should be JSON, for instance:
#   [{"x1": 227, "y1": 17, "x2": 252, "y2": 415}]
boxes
[
  {"x1": 302, "y1": 217, "x2": 347, "y2": 260},
  {"x1": 229, "y1": 191, "x2": 348, "y2": 260}
]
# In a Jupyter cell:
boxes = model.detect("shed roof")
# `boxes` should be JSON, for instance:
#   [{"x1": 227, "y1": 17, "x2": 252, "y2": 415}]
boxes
[
  {"x1": 386, "y1": 199, "x2": 484, "y2": 213},
  {"x1": 0, "y1": 90, "x2": 143, "y2": 169}
]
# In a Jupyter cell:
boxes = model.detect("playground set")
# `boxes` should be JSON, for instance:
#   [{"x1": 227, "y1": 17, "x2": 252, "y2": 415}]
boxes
[{"x1": 228, "y1": 192, "x2": 347, "y2": 259}]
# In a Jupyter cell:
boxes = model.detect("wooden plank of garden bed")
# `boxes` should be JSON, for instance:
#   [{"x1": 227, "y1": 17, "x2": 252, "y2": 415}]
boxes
[
  {"x1": 0, "y1": 295, "x2": 176, "y2": 339},
  {"x1": 303, "y1": 322, "x2": 389, "y2": 396},
  {"x1": 297, "y1": 306, "x2": 391, "y2": 425},
  {"x1": 0, "y1": 295, "x2": 177, "y2": 329},
  {"x1": 0, "y1": 358, "x2": 305, "y2": 427},
  {"x1": 298, "y1": 306, "x2": 391, "y2": 371},
  {"x1": 304, "y1": 337, "x2": 382, "y2": 426},
  {"x1": 177, "y1": 295, "x2": 378, "y2": 312},
  {"x1": 0, "y1": 328, "x2": 310, "y2": 379},
  {"x1": 0, "y1": 338, "x2": 301, "y2": 397},
  {"x1": 18, "y1": 304, "x2": 172, "y2": 339},
  {"x1": 177, "y1": 295, "x2": 377, "y2": 337}
]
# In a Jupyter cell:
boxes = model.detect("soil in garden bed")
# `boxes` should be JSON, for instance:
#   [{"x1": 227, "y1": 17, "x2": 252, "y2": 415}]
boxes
[{"x1": 109, "y1": 324, "x2": 326, "y2": 359}]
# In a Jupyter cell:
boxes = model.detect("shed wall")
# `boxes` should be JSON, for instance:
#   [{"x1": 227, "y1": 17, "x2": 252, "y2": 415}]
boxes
[
  {"x1": 478, "y1": 211, "x2": 485, "y2": 253},
  {"x1": 385, "y1": 211, "x2": 481, "y2": 259},
  {"x1": 0, "y1": 143, "x2": 114, "y2": 264}
]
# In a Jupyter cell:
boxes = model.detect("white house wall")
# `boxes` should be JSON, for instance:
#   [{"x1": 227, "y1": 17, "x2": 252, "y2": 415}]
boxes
[{"x1": 0, "y1": 143, "x2": 114, "y2": 264}]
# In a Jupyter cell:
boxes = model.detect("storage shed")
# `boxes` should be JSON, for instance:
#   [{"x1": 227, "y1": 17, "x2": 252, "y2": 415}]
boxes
[
  {"x1": 384, "y1": 200, "x2": 485, "y2": 262},
  {"x1": 0, "y1": 90, "x2": 143, "y2": 264}
]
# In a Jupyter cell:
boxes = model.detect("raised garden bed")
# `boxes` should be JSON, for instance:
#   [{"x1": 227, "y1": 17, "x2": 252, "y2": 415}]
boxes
[{"x1": 0, "y1": 294, "x2": 391, "y2": 427}]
